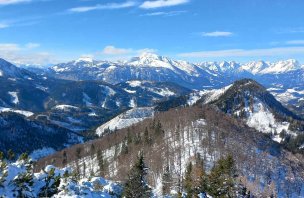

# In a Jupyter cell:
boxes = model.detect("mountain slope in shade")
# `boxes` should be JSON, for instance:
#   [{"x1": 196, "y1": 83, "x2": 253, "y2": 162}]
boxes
[
  {"x1": 0, "y1": 112, "x2": 81, "y2": 155},
  {"x1": 45, "y1": 54, "x2": 304, "y2": 116},
  {"x1": 0, "y1": 58, "x2": 192, "y2": 133}
]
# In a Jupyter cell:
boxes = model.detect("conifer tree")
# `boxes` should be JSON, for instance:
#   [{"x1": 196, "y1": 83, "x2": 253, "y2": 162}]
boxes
[
  {"x1": 207, "y1": 155, "x2": 236, "y2": 197},
  {"x1": 195, "y1": 154, "x2": 208, "y2": 195},
  {"x1": 184, "y1": 162, "x2": 193, "y2": 198},
  {"x1": 38, "y1": 167, "x2": 61, "y2": 197},
  {"x1": 123, "y1": 152, "x2": 151, "y2": 198},
  {"x1": 7, "y1": 149, "x2": 15, "y2": 161},
  {"x1": 12, "y1": 153, "x2": 34, "y2": 198}
]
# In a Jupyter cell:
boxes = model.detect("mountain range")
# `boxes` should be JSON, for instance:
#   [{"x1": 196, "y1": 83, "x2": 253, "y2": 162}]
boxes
[
  {"x1": 46, "y1": 53, "x2": 304, "y2": 115},
  {"x1": 0, "y1": 54, "x2": 304, "y2": 197}
]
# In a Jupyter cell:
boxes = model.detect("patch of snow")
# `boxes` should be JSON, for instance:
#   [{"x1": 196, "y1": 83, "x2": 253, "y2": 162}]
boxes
[
  {"x1": 124, "y1": 88, "x2": 136, "y2": 94},
  {"x1": 88, "y1": 112, "x2": 98, "y2": 117},
  {"x1": 128, "y1": 80, "x2": 142, "y2": 87},
  {"x1": 83, "y1": 92, "x2": 93, "y2": 107},
  {"x1": 30, "y1": 147, "x2": 56, "y2": 160},
  {"x1": 8, "y1": 78, "x2": 16, "y2": 81},
  {"x1": 199, "y1": 85, "x2": 232, "y2": 104},
  {"x1": 100, "y1": 85, "x2": 116, "y2": 96},
  {"x1": 245, "y1": 99, "x2": 292, "y2": 143},
  {"x1": 8, "y1": 91, "x2": 19, "y2": 104},
  {"x1": 0, "y1": 107, "x2": 34, "y2": 117},
  {"x1": 52, "y1": 65, "x2": 70, "y2": 72},
  {"x1": 35, "y1": 85, "x2": 48, "y2": 91},
  {"x1": 149, "y1": 88, "x2": 175, "y2": 97},
  {"x1": 187, "y1": 91, "x2": 206, "y2": 105},
  {"x1": 129, "y1": 98, "x2": 136, "y2": 108},
  {"x1": 53, "y1": 105, "x2": 80, "y2": 111},
  {"x1": 96, "y1": 107, "x2": 154, "y2": 136}
]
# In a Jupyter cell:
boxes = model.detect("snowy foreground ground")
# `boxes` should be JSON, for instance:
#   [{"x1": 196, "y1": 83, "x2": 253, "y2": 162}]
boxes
[
  {"x1": 0, "y1": 158, "x2": 122, "y2": 198},
  {"x1": 0, "y1": 157, "x2": 211, "y2": 198}
]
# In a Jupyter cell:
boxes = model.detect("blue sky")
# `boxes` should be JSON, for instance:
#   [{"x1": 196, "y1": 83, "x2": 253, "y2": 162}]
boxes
[{"x1": 0, "y1": 0, "x2": 304, "y2": 65}]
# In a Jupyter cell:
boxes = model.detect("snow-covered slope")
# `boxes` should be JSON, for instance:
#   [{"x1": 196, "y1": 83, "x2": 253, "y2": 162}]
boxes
[
  {"x1": 96, "y1": 107, "x2": 154, "y2": 136},
  {"x1": 205, "y1": 79, "x2": 302, "y2": 143},
  {"x1": 0, "y1": 158, "x2": 122, "y2": 198},
  {"x1": 239, "y1": 59, "x2": 303, "y2": 74},
  {"x1": 260, "y1": 59, "x2": 302, "y2": 74},
  {"x1": 48, "y1": 53, "x2": 221, "y2": 89},
  {"x1": 239, "y1": 60, "x2": 269, "y2": 74}
]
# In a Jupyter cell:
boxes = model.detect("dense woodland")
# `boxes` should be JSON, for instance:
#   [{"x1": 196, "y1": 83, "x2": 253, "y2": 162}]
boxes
[{"x1": 36, "y1": 105, "x2": 304, "y2": 197}]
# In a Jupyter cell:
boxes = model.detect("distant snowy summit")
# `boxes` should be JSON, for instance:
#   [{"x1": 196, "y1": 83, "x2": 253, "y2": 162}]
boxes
[{"x1": 51, "y1": 53, "x2": 304, "y2": 75}]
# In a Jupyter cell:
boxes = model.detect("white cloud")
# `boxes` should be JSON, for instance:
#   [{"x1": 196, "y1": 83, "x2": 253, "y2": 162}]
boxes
[
  {"x1": 286, "y1": 40, "x2": 304, "y2": 45},
  {"x1": 0, "y1": 0, "x2": 31, "y2": 5},
  {"x1": 140, "y1": 0, "x2": 189, "y2": 9},
  {"x1": 101, "y1": 46, "x2": 156, "y2": 56},
  {"x1": 0, "y1": 43, "x2": 21, "y2": 51},
  {"x1": 98, "y1": 45, "x2": 157, "y2": 60},
  {"x1": 143, "y1": 10, "x2": 186, "y2": 16},
  {"x1": 69, "y1": 1, "x2": 136, "y2": 13},
  {"x1": 102, "y1": 46, "x2": 132, "y2": 55},
  {"x1": 179, "y1": 47, "x2": 304, "y2": 58},
  {"x1": 0, "y1": 23, "x2": 9, "y2": 29},
  {"x1": 276, "y1": 27, "x2": 304, "y2": 34},
  {"x1": 0, "y1": 43, "x2": 56, "y2": 65},
  {"x1": 201, "y1": 31, "x2": 233, "y2": 37},
  {"x1": 25, "y1": 42, "x2": 40, "y2": 49}
]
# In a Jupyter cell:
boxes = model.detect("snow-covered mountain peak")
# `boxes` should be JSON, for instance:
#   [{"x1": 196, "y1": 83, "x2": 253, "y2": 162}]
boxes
[
  {"x1": 261, "y1": 59, "x2": 301, "y2": 74},
  {"x1": 219, "y1": 61, "x2": 241, "y2": 72},
  {"x1": 75, "y1": 56, "x2": 94, "y2": 64},
  {"x1": 128, "y1": 52, "x2": 174, "y2": 69},
  {"x1": 0, "y1": 57, "x2": 27, "y2": 78},
  {"x1": 139, "y1": 52, "x2": 160, "y2": 60},
  {"x1": 239, "y1": 60, "x2": 269, "y2": 74},
  {"x1": 127, "y1": 53, "x2": 200, "y2": 75}
]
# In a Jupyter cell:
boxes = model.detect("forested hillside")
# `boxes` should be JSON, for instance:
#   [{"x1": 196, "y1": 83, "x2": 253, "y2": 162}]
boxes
[{"x1": 37, "y1": 105, "x2": 304, "y2": 197}]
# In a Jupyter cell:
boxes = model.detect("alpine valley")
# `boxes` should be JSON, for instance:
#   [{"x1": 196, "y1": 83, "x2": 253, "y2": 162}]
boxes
[{"x1": 0, "y1": 53, "x2": 304, "y2": 197}]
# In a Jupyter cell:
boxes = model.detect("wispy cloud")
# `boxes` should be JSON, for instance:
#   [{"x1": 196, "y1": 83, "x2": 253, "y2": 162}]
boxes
[
  {"x1": 201, "y1": 31, "x2": 233, "y2": 37},
  {"x1": 102, "y1": 46, "x2": 132, "y2": 55},
  {"x1": 286, "y1": 40, "x2": 304, "y2": 45},
  {"x1": 25, "y1": 42, "x2": 40, "y2": 49},
  {"x1": 142, "y1": 10, "x2": 186, "y2": 16},
  {"x1": 140, "y1": 0, "x2": 189, "y2": 9},
  {"x1": 0, "y1": 0, "x2": 31, "y2": 5},
  {"x1": 0, "y1": 42, "x2": 56, "y2": 65},
  {"x1": 101, "y1": 45, "x2": 156, "y2": 55},
  {"x1": 97, "y1": 45, "x2": 156, "y2": 60},
  {"x1": 179, "y1": 47, "x2": 304, "y2": 58},
  {"x1": 69, "y1": 1, "x2": 136, "y2": 13},
  {"x1": 276, "y1": 27, "x2": 304, "y2": 34},
  {"x1": 0, "y1": 23, "x2": 9, "y2": 29}
]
